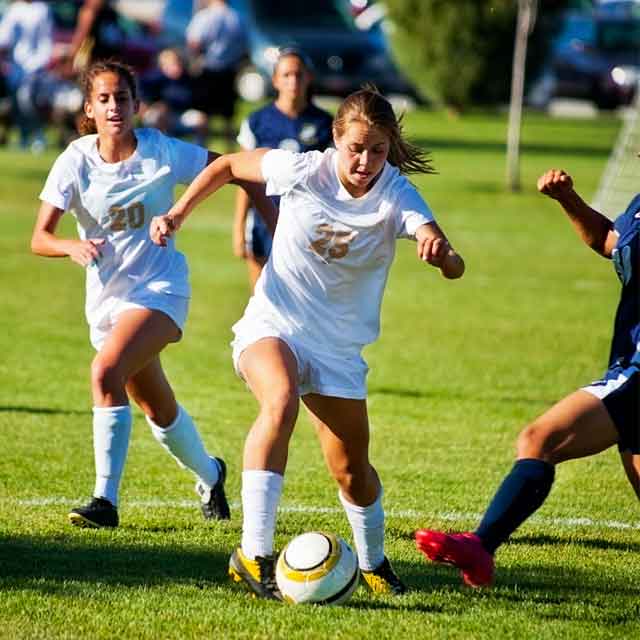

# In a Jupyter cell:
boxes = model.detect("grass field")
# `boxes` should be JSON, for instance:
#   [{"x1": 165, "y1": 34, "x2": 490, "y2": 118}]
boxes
[{"x1": 1, "y1": 108, "x2": 639, "y2": 639}]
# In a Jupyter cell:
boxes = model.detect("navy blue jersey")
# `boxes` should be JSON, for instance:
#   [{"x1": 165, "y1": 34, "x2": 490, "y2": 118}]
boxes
[
  {"x1": 238, "y1": 102, "x2": 333, "y2": 153},
  {"x1": 609, "y1": 194, "x2": 640, "y2": 367},
  {"x1": 237, "y1": 101, "x2": 333, "y2": 258}
]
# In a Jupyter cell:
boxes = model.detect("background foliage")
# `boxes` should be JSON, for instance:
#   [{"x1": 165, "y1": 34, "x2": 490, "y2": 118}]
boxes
[{"x1": 386, "y1": 0, "x2": 588, "y2": 108}]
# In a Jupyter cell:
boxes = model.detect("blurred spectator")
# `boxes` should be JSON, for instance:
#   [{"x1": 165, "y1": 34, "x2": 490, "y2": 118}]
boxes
[
  {"x1": 65, "y1": 0, "x2": 126, "y2": 70},
  {"x1": 139, "y1": 48, "x2": 209, "y2": 146},
  {"x1": 187, "y1": 0, "x2": 247, "y2": 151},
  {"x1": 0, "y1": 0, "x2": 53, "y2": 151}
]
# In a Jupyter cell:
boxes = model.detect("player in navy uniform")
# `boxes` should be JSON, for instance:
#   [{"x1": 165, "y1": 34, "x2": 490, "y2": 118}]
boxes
[
  {"x1": 416, "y1": 168, "x2": 639, "y2": 587},
  {"x1": 233, "y1": 48, "x2": 333, "y2": 290}
]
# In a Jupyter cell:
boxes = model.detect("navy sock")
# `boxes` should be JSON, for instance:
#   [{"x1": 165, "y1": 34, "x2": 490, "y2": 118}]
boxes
[{"x1": 475, "y1": 458, "x2": 555, "y2": 554}]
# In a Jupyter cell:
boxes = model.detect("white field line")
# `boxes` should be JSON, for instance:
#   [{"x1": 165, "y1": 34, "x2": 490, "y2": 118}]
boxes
[{"x1": 6, "y1": 497, "x2": 640, "y2": 531}]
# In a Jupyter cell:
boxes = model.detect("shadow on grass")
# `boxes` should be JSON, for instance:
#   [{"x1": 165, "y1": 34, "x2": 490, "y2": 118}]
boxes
[
  {"x1": 511, "y1": 533, "x2": 640, "y2": 554},
  {"x1": 2, "y1": 532, "x2": 637, "y2": 621},
  {"x1": 406, "y1": 558, "x2": 637, "y2": 594},
  {"x1": 369, "y1": 385, "x2": 551, "y2": 406},
  {"x1": 0, "y1": 532, "x2": 229, "y2": 590},
  {"x1": 0, "y1": 405, "x2": 91, "y2": 416}
]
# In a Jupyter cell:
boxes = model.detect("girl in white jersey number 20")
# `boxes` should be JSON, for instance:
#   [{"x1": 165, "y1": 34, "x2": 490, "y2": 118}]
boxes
[
  {"x1": 151, "y1": 87, "x2": 465, "y2": 599},
  {"x1": 31, "y1": 60, "x2": 275, "y2": 529}
]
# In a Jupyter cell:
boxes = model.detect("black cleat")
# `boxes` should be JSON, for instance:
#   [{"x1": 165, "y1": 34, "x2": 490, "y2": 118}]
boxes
[
  {"x1": 361, "y1": 556, "x2": 407, "y2": 595},
  {"x1": 228, "y1": 548, "x2": 282, "y2": 600},
  {"x1": 68, "y1": 497, "x2": 119, "y2": 528},
  {"x1": 195, "y1": 457, "x2": 230, "y2": 520}
]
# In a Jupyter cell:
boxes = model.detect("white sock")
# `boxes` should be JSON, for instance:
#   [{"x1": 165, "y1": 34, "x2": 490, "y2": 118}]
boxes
[
  {"x1": 147, "y1": 405, "x2": 219, "y2": 487},
  {"x1": 92, "y1": 405, "x2": 132, "y2": 507},
  {"x1": 241, "y1": 470, "x2": 284, "y2": 559},
  {"x1": 339, "y1": 489, "x2": 385, "y2": 571}
]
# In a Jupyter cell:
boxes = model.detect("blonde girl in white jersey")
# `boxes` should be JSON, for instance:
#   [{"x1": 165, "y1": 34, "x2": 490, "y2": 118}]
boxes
[
  {"x1": 151, "y1": 87, "x2": 465, "y2": 599},
  {"x1": 31, "y1": 59, "x2": 275, "y2": 529}
]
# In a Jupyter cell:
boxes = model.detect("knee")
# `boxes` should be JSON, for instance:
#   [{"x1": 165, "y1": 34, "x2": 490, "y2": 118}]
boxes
[
  {"x1": 516, "y1": 421, "x2": 555, "y2": 461},
  {"x1": 259, "y1": 389, "x2": 299, "y2": 434},
  {"x1": 91, "y1": 355, "x2": 126, "y2": 397},
  {"x1": 330, "y1": 459, "x2": 373, "y2": 496}
]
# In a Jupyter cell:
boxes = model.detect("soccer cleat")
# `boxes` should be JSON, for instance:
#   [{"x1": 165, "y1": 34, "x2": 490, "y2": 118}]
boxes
[
  {"x1": 68, "y1": 497, "x2": 119, "y2": 528},
  {"x1": 415, "y1": 530, "x2": 494, "y2": 587},
  {"x1": 195, "y1": 457, "x2": 230, "y2": 520},
  {"x1": 361, "y1": 556, "x2": 407, "y2": 595},
  {"x1": 228, "y1": 548, "x2": 282, "y2": 600}
]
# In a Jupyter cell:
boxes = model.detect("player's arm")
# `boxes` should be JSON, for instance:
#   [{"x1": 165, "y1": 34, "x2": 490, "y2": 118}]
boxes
[
  {"x1": 151, "y1": 149, "x2": 270, "y2": 246},
  {"x1": 415, "y1": 221, "x2": 465, "y2": 279},
  {"x1": 31, "y1": 201, "x2": 104, "y2": 267},
  {"x1": 67, "y1": 0, "x2": 102, "y2": 60},
  {"x1": 206, "y1": 149, "x2": 276, "y2": 236},
  {"x1": 233, "y1": 188, "x2": 251, "y2": 258},
  {"x1": 537, "y1": 169, "x2": 616, "y2": 258}
]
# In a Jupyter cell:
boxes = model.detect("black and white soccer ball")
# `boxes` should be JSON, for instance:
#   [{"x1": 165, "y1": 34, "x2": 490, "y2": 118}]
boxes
[{"x1": 275, "y1": 531, "x2": 360, "y2": 605}]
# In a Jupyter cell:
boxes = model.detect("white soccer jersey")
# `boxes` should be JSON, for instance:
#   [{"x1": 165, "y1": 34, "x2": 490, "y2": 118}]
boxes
[
  {"x1": 234, "y1": 148, "x2": 434, "y2": 354},
  {"x1": 39, "y1": 128, "x2": 208, "y2": 326}
]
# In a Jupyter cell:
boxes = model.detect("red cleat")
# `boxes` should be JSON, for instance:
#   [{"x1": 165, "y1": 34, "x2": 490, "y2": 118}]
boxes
[{"x1": 415, "y1": 530, "x2": 494, "y2": 587}]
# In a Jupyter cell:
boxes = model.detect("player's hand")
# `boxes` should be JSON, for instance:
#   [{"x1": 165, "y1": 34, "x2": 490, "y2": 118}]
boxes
[
  {"x1": 416, "y1": 226, "x2": 449, "y2": 268},
  {"x1": 537, "y1": 169, "x2": 574, "y2": 200},
  {"x1": 69, "y1": 238, "x2": 105, "y2": 268},
  {"x1": 150, "y1": 213, "x2": 182, "y2": 247}
]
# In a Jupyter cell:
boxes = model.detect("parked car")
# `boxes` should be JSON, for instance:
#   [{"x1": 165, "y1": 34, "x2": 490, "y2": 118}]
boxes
[
  {"x1": 528, "y1": 5, "x2": 640, "y2": 109},
  {"x1": 161, "y1": 0, "x2": 421, "y2": 104}
]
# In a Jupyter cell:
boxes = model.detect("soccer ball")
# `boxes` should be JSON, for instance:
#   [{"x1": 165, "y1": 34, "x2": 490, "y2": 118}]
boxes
[{"x1": 275, "y1": 531, "x2": 360, "y2": 605}]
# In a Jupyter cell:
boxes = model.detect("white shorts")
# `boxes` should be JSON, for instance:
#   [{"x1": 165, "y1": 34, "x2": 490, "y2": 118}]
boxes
[
  {"x1": 231, "y1": 316, "x2": 368, "y2": 400},
  {"x1": 89, "y1": 292, "x2": 189, "y2": 351}
]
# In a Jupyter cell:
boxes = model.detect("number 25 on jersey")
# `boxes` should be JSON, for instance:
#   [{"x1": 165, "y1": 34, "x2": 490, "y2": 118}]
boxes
[{"x1": 309, "y1": 223, "x2": 358, "y2": 262}]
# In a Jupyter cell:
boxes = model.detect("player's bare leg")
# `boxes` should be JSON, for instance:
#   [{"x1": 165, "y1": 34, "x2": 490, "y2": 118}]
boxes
[
  {"x1": 90, "y1": 308, "x2": 179, "y2": 408},
  {"x1": 416, "y1": 391, "x2": 619, "y2": 586},
  {"x1": 304, "y1": 394, "x2": 405, "y2": 594},
  {"x1": 127, "y1": 356, "x2": 229, "y2": 520},
  {"x1": 620, "y1": 451, "x2": 640, "y2": 499},
  {"x1": 228, "y1": 337, "x2": 300, "y2": 599},
  {"x1": 69, "y1": 309, "x2": 178, "y2": 527}
]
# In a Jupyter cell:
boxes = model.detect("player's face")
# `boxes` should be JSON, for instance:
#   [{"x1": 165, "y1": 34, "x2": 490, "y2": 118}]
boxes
[
  {"x1": 84, "y1": 72, "x2": 138, "y2": 137},
  {"x1": 334, "y1": 121, "x2": 390, "y2": 197},
  {"x1": 272, "y1": 56, "x2": 311, "y2": 102}
]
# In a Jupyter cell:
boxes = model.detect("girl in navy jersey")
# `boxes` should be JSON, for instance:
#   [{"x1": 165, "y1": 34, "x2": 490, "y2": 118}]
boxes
[
  {"x1": 151, "y1": 87, "x2": 465, "y2": 599},
  {"x1": 233, "y1": 48, "x2": 333, "y2": 291},
  {"x1": 416, "y1": 168, "x2": 639, "y2": 588},
  {"x1": 31, "y1": 59, "x2": 274, "y2": 529}
]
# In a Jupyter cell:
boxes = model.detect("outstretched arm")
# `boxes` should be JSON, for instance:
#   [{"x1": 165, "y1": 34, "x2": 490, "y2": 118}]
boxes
[
  {"x1": 537, "y1": 169, "x2": 616, "y2": 258},
  {"x1": 415, "y1": 221, "x2": 465, "y2": 279},
  {"x1": 151, "y1": 149, "x2": 270, "y2": 246}
]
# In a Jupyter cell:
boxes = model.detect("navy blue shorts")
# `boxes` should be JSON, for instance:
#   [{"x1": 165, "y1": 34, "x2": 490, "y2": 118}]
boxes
[
  {"x1": 245, "y1": 208, "x2": 273, "y2": 260},
  {"x1": 583, "y1": 361, "x2": 639, "y2": 453}
]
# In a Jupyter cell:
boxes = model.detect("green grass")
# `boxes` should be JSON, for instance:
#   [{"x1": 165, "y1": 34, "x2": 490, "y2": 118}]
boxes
[{"x1": 1, "y1": 109, "x2": 639, "y2": 639}]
